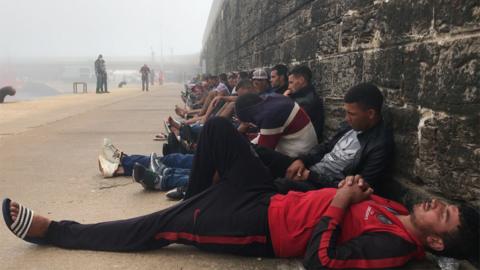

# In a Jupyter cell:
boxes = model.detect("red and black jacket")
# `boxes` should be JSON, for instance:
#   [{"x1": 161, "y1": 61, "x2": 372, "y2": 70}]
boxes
[{"x1": 268, "y1": 188, "x2": 425, "y2": 269}]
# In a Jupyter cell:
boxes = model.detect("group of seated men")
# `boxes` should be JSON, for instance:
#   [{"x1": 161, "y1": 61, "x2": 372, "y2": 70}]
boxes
[
  {"x1": 98, "y1": 65, "x2": 330, "y2": 200},
  {"x1": 3, "y1": 64, "x2": 478, "y2": 269}
]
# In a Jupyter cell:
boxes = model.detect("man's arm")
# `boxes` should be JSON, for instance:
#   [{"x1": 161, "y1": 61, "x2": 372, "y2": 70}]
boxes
[
  {"x1": 198, "y1": 91, "x2": 218, "y2": 116},
  {"x1": 286, "y1": 127, "x2": 350, "y2": 180},
  {"x1": 217, "y1": 102, "x2": 235, "y2": 118},
  {"x1": 200, "y1": 95, "x2": 229, "y2": 123},
  {"x1": 303, "y1": 176, "x2": 417, "y2": 269},
  {"x1": 297, "y1": 130, "x2": 343, "y2": 166},
  {"x1": 257, "y1": 128, "x2": 283, "y2": 149},
  {"x1": 353, "y1": 140, "x2": 394, "y2": 188}
]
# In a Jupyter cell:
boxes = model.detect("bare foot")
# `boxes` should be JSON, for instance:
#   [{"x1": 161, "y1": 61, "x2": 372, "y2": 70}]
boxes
[
  {"x1": 10, "y1": 201, "x2": 50, "y2": 238},
  {"x1": 174, "y1": 106, "x2": 187, "y2": 119}
]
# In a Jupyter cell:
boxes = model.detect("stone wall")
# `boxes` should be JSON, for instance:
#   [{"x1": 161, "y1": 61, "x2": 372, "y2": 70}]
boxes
[{"x1": 201, "y1": 0, "x2": 480, "y2": 206}]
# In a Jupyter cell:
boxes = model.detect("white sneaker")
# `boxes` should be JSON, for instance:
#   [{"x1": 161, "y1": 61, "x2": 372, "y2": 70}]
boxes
[
  {"x1": 102, "y1": 138, "x2": 122, "y2": 163},
  {"x1": 98, "y1": 154, "x2": 120, "y2": 178}
]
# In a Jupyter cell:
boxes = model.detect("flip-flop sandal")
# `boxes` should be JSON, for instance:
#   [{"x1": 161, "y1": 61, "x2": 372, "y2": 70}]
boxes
[
  {"x1": 163, "y1": 120, "x2": 172, "y2": 134},
  {"x1": 2, "y1": 198, "x2": 47, "y2": 245},
  {"x1": 153, "y1": 132, "x2": 168, "y2": 141}
]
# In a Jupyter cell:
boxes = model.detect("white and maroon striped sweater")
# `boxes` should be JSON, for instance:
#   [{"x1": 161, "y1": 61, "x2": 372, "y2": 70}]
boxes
[{"x1": 247, "y1": 95, "x2": 318, "y2": 157}]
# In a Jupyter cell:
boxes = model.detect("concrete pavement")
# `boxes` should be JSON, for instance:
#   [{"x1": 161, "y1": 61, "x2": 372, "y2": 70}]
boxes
[
  {"x1": 0, "y1": 83, "x2": 441, "y2": 269},
  {"x1": 0, "y1": 83, "x2": 299, "y2": 270}
]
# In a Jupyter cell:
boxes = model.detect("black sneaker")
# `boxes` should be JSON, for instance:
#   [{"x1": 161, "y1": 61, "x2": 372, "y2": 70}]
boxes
[
  {"x1": 165, "y1": 186, "x2": 187, "y2": 201},
  {"x1": 149, "y1": 152, "x2": 166, "y2": 174},
  {"x1": 132, "y1": 163, "x2": 162, "y2": 190}
]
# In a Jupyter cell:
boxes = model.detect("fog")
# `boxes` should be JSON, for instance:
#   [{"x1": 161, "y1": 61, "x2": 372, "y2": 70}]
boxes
[
  {"x1": 0, "y1": 0, "x2": 213, "y2": 59},
  {"x1": 0, "y1": 0, "x2": 213, "y2": 100}
]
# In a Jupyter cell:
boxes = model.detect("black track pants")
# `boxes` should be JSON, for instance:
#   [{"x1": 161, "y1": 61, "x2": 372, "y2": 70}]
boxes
[{"x1": 46, "y1": 182, "x2": 275, "y2": 256}]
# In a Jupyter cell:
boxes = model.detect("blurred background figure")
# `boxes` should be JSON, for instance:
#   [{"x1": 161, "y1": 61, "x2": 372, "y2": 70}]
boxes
[
  {"x1": 95, "y1": 54, "x2": 108, "y2": 93},
  {"x1": 140, "y1": 64, "x2": 151, "y2": 91},
  {"x1": 0, "y1": 86, "x2": 16, "y2": 103}
]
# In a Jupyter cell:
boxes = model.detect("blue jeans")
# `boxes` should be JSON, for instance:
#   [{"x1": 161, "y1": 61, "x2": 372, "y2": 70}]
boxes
[
  {"x1": 121, "y1": 153, "x2": 193, "y2": 190},
  {"x1": 160, "y1": 153, "x2": 193, "y2": 169},
  {"x1": 121, "y1": 155, "x2": 150, "y2": 176},
  {"x1": 161, "y1": 168, "x2": 190, "y2": 190},
  {"x1": 190, "y1": 123, "x2": 203, "y2": 138},
  {"x1": 121, "y1": 153, "x2": 194, "y2": 176}
]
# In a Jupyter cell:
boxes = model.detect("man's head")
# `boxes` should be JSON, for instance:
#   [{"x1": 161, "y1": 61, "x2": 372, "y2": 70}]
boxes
[
  {"x1": 235, "y1": 79, "x2": 255, "y2": 96},
  {"x1": 343, "y1": 83, "x2": 383, "y2": 131},
  {"x1": 238, "y1": 71, "x2": 249, "y2": 80},
  {"x1": 235, "y1": 93, "x2": 263, "y2": 123},
  {"x1": 219, "y1": 73, "x2": 228, "y2": 84},
  {"x1": 228, "y1": 72, "x2": 238, "y2": 88},
  {"x1": 208, "y1": 75, "x2": 219, "y2": 87},
  {"x1": 98, "y1": 54, "x2": 103, "y2": 59},
  {"x1": 271, "y1": 64, "x2": 288, "y2": 89},
  {"x1": 410, "y1": 199, "x2": 479, "y2": 263},
  {"x1": 252, "y1": 68, "x2": 270, "y2": 94},
  {"x1": 288, "y1": 65, "x2": 312, "y2": 93}
]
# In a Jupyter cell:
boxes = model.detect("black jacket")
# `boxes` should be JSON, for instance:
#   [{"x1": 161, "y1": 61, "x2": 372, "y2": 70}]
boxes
[
  {"x1": 299, "y1": 120, "x2": 394, "y2": 189},
  {"x1": 273, "y1": 84, "x2": 288, "y2": 95},
  {"x1": 289, "y1": 85, "x2": 324, "y2": 141}
]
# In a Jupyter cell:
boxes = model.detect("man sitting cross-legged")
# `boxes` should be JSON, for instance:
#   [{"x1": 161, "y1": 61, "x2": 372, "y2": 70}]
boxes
[{"x1": 3, "y1": 117, "x2": 478, "y2": 269}]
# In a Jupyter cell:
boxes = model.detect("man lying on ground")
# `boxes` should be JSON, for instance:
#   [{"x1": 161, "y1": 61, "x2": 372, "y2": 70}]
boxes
[
  {"x1": 3, "y1": 118, "x2": 478, "y2": 269},
  {"x1": 256, "y1": 82, "x2": 394, "y2": 193}
]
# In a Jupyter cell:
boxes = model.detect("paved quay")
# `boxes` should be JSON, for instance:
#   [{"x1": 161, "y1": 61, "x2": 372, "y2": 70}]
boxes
[{"x1": 0, "y1": 83, "x2": 441, "y2": 269}]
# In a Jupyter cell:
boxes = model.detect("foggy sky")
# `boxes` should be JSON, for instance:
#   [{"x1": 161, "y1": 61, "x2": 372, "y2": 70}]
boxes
[{"x1": 0, "y1": 0, "x2": 213, "y2": 60}]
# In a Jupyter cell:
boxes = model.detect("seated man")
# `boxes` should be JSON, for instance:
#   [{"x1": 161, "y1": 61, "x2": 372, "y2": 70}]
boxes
[
  {"x1": 284, "y1": 65, "x2": 324, "y2": 142},
  {"x1": 3, "y1": 118, "x2": 478, "y2": 269},
  {"x1": 175, "y1": 74, "x2": 229, "y2": 120},
  {"x1": 236, "y1": 93, "x2": 318, "y2": 157},
  {"x1": 161, "y1": 79, "x2": 256, "y2": 155},
  {"x1": 270, "y1": 64, "x2": 289, "y2": 95},
  {"x1": 256, "y1": 83, "x2": 394, "y2": 192},
  {"x1": 251, "y1": 68, "x2": 275, "y2": 96}
]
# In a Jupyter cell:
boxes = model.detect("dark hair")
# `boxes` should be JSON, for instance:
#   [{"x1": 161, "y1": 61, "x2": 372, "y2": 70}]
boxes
[
  {"x1": 228, "y1": 72, "x2": 237, "y2": 79},
  {"x1": 431, "y1": 204, "x2": 479, "y2": 265},
  {"x1": 239, "y1": 71, "x2": 249, "y2": 80},
  {"x1": 344, "y1": 83, "x2": 384, "y2": 113},
  {"x1": 234, "y1": 93, "x2": 263, "y2": 122},
  {"x1": 219, "y1": 73, "x2": 228, "y2": 83},
  {"x1": 272, "y1": 64, "x2": 289, "y2": 81},
  {"x1": 289, "y1": 65, "x2": 312, "y2": 83},
  {"x1": 236, "y1": 79, "x2": 253, "y2": 91}
]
